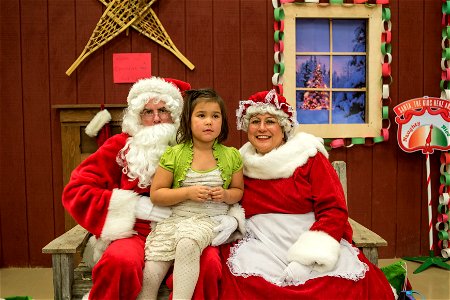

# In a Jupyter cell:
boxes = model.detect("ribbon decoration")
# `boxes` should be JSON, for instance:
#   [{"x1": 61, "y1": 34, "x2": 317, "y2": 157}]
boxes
[
  {"x1": 437, "y1": 151, "x2": 450, "y2": 258},
  {"x1": 439, "y1": 1, "x2": 450, "y2": 260},
  {"x1": 272, "y1": 0, "x2": 285, "y2": 96}
]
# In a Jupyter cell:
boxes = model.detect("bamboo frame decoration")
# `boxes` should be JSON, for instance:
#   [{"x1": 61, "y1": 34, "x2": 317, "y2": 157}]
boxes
[
  {"x1": 66, "y1": 0, "x2": 194, "y2": 76},
  {"x1": 99, "y1": 0, "x2": 194, "y2": 70}
]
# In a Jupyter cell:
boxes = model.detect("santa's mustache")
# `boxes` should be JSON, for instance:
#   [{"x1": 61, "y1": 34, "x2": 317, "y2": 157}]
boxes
[{"x1": 132, "y1": 123, "x2": 177, "y2": 146}]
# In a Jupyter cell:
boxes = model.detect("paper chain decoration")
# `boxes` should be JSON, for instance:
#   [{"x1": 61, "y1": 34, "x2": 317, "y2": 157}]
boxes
[
  {"x1": 438, "y1": 1, "x2": 450, "y2": 259},
  {"x1": 438, "y1": 152, "x2": 450, "y2": 258},
  {"x1": 66, "y1": 0, "x2": 194, "y2": 76},
  {"x1": 271, "y1": 0, "x2": 391, "y2": 149}
]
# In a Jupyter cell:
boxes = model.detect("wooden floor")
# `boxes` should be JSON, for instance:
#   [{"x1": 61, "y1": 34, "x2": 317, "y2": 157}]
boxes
[{"x1": 0, "y1": 259, "x2": 449, "y2": 299}]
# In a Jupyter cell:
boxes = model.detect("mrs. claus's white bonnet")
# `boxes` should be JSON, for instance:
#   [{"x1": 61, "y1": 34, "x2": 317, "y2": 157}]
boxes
[{"x1": 236, "y1": 89, "x2": 297, "y2": 135}]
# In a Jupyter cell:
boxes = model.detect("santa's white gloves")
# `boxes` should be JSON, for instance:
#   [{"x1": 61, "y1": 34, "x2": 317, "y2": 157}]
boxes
[
  {"x1": 211, "y1": 215, "x2": 238, "y2": 246},
  {"x1": 135, "y1": 196, "x2": 172, "y2": 222}
]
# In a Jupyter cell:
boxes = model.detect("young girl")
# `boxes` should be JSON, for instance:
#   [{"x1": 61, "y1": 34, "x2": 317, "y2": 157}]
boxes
[{"x1": 138, "y1": 89, "x2": 244, "y2": 300}]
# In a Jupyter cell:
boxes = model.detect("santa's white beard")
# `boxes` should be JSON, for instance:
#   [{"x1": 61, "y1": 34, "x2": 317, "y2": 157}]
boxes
[{"x1": 117, "y1": 123, "x2": 177, "y2": 188}]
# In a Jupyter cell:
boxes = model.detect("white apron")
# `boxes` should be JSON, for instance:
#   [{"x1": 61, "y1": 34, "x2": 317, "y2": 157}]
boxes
[{"x1": 227, "y1": 213, "x2": 368, "y2": 286}]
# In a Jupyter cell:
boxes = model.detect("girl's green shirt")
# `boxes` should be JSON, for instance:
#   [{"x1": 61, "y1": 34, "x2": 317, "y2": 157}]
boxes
[{"x1": 159, "y1": 140, "x2": 243, "y2": 189}]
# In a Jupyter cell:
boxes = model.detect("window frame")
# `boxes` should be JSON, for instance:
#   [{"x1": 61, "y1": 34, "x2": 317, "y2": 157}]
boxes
[{"x1": 283, "y1": 3, "x2": 383, "y2": 138}]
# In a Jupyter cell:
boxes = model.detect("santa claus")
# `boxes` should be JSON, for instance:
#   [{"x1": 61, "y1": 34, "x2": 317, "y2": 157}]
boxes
[{"x1": 62, "y1": 77, "x2": 190, "y2": 300}]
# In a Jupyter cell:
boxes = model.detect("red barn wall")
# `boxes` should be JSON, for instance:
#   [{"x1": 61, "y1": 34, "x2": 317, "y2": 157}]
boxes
[{"x1": 0, "y1": 0, "x2": 445, "y2": 266}]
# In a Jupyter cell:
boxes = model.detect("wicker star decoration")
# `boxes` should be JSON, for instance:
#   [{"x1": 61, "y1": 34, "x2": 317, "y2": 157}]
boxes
[{"x1": 66, "y1": 0, "x2": 194, "y2": 76}]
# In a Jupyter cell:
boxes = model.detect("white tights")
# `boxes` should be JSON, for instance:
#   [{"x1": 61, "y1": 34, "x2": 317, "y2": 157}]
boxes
[
  {"x1": 138, "y1": 259, "x2": 172, "y2": 300},
  {"x1": 138, "y1": 238, "x2": 201, "y2": 300}
]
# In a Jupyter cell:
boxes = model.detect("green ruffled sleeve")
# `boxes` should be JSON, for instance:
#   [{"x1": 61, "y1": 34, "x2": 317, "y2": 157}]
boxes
[
  {"x1": 230, "y1": 147, "x2": 243, "y2": 174},
  {"x1": 214, "y1": 144, "x2": 243, "y2": 188},
  {"x1": 159, "y1": 146, "x2": 176, "y2": 173}
]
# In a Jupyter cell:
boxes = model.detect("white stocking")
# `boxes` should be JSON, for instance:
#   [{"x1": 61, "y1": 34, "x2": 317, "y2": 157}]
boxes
[
  {"x1": 137, "y1": 260, "x2": 172, "y2": 300},
  {"x1": 173, "y1": 238, "x2": 200, "y2": 300}
]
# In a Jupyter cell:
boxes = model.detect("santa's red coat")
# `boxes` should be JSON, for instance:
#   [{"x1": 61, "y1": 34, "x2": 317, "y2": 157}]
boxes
[
  {"x1": 63, "y1": 133, "x2": 150, "y2": 240},
  {"x1": 63, "y1": 133, "x2": 151, "y2": 299}
]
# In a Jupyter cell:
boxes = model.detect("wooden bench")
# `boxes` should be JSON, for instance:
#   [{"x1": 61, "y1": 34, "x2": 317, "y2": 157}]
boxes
[
  {"x1": 42, "y1": 161, "x2": 387, "y2": 300},
  {"x1": 42, "y1": 226, "x2": 170, "y2": 300},
  {"x1": 43, "y1": 105, "x2": 387, "y2": 300}
]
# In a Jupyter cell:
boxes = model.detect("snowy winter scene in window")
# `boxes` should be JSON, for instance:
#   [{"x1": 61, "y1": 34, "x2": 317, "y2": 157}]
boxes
[{"x1": 295, "y1": 18, "x2": 367, "y2": 125}]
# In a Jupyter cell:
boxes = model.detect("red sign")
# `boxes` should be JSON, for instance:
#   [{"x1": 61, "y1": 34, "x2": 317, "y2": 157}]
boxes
[
  {"x1": 113, "y1": 53, "x2": 151, "y2": 83},
  {"x1": 394, "y1": 97, "x2": 450, "y2": 154}
]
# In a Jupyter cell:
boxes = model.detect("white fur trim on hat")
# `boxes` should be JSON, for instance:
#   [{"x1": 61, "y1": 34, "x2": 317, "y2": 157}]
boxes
[
  {"x1": 127, "y1": 77, "x2": 183, "y2": 121},
  {"x1": 100, "y1": 189, "x2": 139, "y2": 241},
  {"x1": 239, "y1": 131, "x2": 328, "y2": 179},
  {"x1": 236, "y1": 89, "x2": 297, "y2": 134},
  {"x1": 85, "y1": 109, "x2": 111, "y2": 137},
  {"x1": 127, "y1": 77, "x2": 183, "y2": 105},
  {"x1": 122, "y1": 77, "x2": 185, "y2": 135},
  {"x1": 287, "y1": 230, "x2": 340, "y2": 273}
]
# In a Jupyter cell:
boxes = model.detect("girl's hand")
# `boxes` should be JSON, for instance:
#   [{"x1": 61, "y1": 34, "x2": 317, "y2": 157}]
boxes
[
  {"x1": 188, "y1": 186, "x2": 211, "y2": 202},
  {"x1": 209, "y1": 187, "x2": 228, "y2": 203}
]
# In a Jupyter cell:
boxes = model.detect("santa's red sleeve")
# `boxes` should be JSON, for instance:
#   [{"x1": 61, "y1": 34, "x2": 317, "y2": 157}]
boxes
[{"x1": 62, "y1": 133, "x2": 141, "y2": 241}]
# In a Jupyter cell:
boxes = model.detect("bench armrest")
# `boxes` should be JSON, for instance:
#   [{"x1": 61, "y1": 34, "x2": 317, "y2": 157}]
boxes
[
  {"x1": 42, "y1": 224, "x2": 90, "y2": 254},
  {"x1": 349, "y1": 218, "x2": 387, "y2": 248}
]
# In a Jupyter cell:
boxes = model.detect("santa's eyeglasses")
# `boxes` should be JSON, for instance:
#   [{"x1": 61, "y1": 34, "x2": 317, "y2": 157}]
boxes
[{"x1": 140, "y1": 107, "x2": 171, "y2": 120}]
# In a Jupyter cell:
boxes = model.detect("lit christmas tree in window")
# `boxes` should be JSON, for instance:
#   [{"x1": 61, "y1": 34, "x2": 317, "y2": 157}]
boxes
[{"x1": 302, "y1": 64, "x2": 330, "y2": 110}]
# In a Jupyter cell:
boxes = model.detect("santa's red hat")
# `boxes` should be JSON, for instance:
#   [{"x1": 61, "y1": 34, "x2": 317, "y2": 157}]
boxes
[
  {"x1": 236, "y1": 89, "x2": 297, "y2": 134},
  {"x1": 122, "y1": 77, "x2": 191, "y2": 136},
  {"x1": 127, "y1": 77, "x2": 191, "y2": 107}
]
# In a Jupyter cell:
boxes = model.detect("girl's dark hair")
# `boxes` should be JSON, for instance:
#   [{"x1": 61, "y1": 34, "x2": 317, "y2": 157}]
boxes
[{"x1": 177, "y1": 89, "x2": 229, "y2": 144}]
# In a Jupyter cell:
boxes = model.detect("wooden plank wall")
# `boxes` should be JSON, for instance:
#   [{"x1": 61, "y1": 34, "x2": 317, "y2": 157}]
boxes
[{"x1": 0, "y1": 0, "x2": 445, "y2": 267}]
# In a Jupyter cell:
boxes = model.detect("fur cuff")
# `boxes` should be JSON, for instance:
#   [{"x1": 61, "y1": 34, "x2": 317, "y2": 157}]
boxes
[
  {"x1": 228, "y1": 203, "x2": 246, "y2": 236},
  {"x1": 101, "y1": 189, "x2": 139, "y2": 241},
  {"x1": 287, "y1": 230, "x2": 340, "y2": 273},
  {"x1": 85, "y1": 109, "x2": 111, "y2": 137}
]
